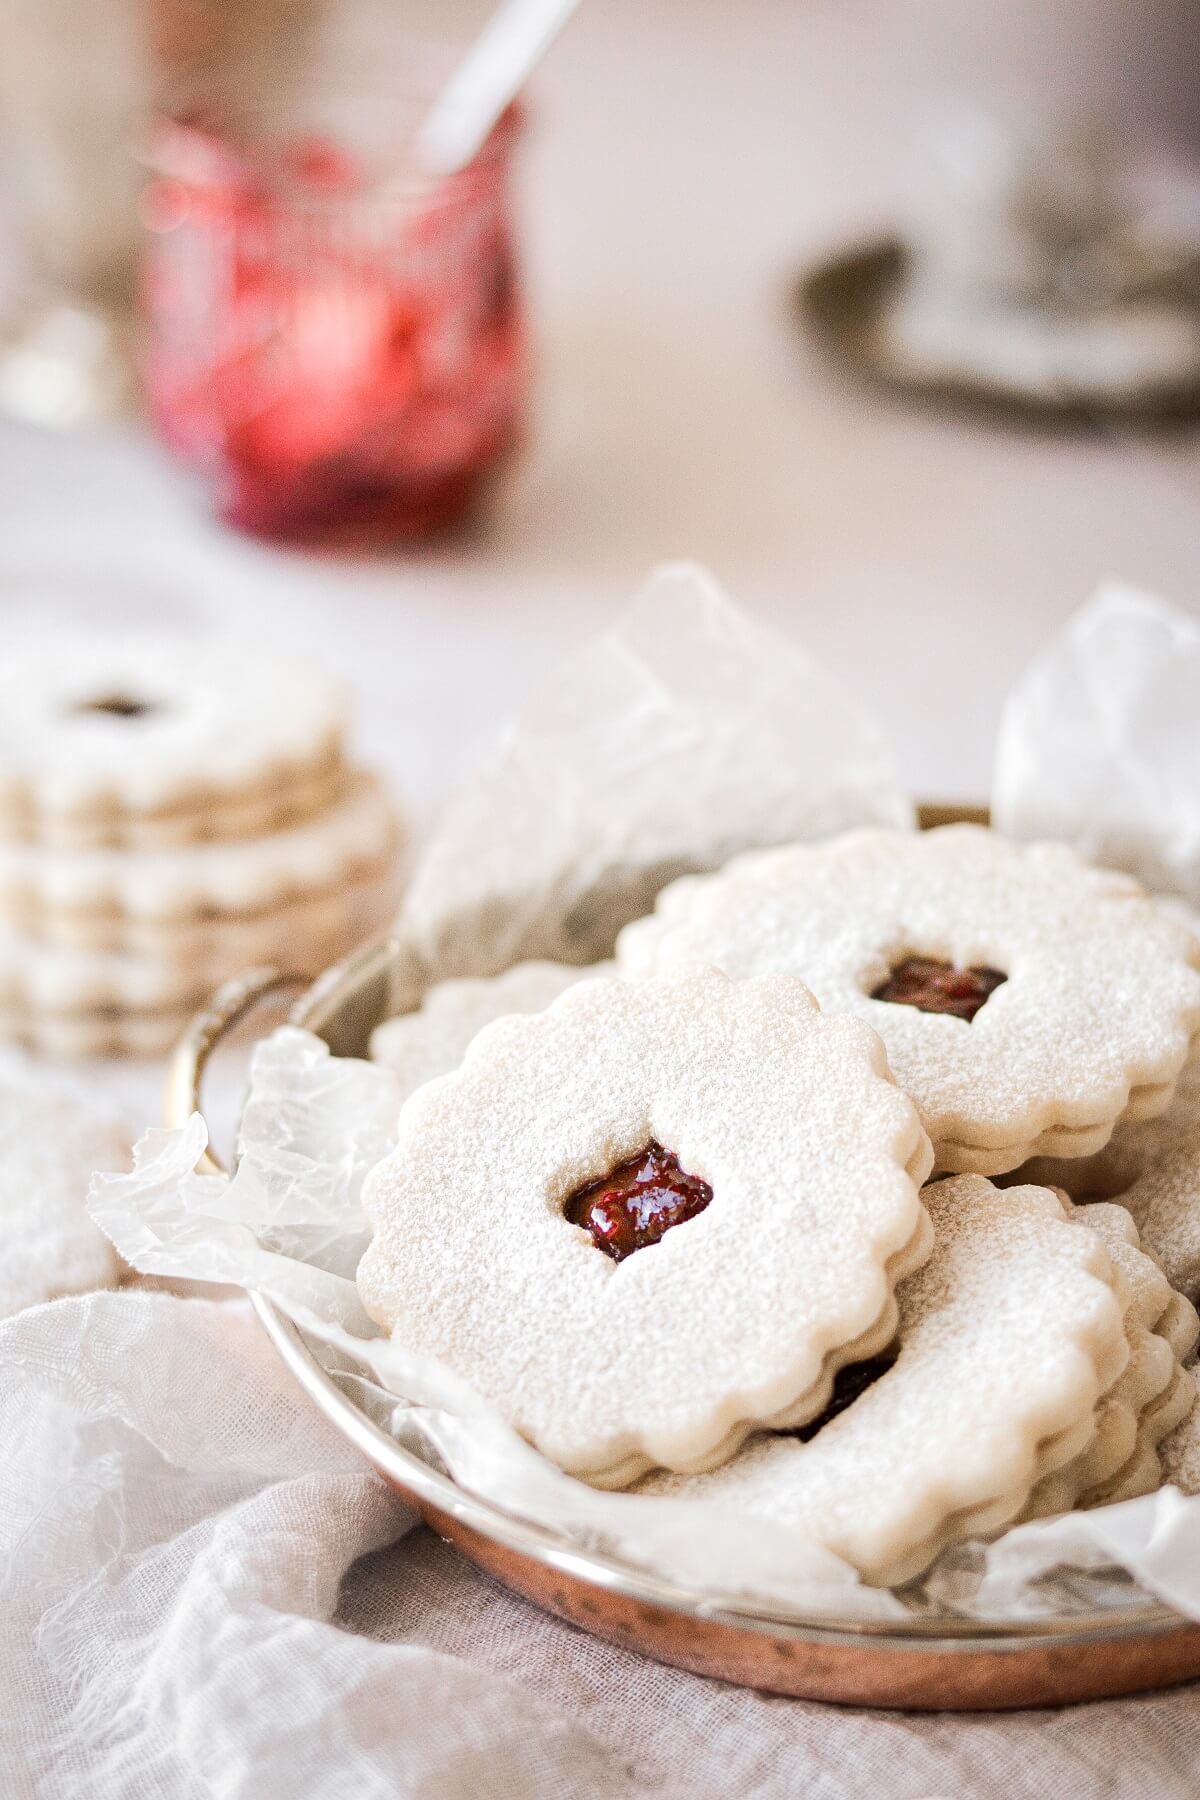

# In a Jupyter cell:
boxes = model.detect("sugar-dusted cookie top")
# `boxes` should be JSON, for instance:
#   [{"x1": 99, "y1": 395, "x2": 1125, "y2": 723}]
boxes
[
  {"x1": 370, "y1": 961, "x2": 610, "y2": 1104},
  {"x1": 638, "y1": 1177, "x2": 1130, "y2": 1585},
  {"x1": 0, "y1": 635, "x2": 345, "y2": 843},
  {"x1": 618, "y1": 826, "x2": 1200, "y2": 1175},
  {"x1": 358, "y1": 965, "x2": 933, "y2": 1488}
]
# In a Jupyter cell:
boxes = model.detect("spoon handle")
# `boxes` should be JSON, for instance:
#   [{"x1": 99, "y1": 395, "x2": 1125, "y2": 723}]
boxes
[{"x1": 417, "y1": 0, "x2": 582, "y2": 176}]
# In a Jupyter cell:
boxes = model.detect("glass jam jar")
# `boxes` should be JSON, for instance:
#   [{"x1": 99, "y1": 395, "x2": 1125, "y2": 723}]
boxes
[{"x1": 140, "y1": 91, "x2": 526, "y2": 542}]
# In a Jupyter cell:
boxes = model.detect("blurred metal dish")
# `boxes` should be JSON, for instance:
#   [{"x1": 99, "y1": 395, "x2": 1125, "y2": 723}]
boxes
[
  {"x1": 164, "y1": 804, "x2": 1200, "y2": 1709},
  {"x1": 797, "y1": 237, "x2": 1200, "y2": 425}
]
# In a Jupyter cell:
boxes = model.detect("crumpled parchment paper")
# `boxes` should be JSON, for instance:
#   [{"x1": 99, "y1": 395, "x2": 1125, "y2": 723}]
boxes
[
  {"x1": 993, "y1": 583, "x2": 1200, "y2": 903},
  {"x1": 390, "y1": 562, "x2": 912, "y2": 1005}
]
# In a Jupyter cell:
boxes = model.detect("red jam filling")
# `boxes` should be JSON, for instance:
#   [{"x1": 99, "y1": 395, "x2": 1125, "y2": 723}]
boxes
[
  {"x1": 564, "y1": 1141, "x2": 712, "y2": 1262},
  {"x1": 786, "y1": 1356, "x2": 896, "y2": 1441},
  {"x1": 872, "y1": 956, "x2": 1006, "y2": 1023}
]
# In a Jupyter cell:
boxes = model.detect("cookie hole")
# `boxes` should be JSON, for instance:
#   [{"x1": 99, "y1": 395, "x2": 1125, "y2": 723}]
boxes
[
  {"x1": 871, "y1": 956, "x2": 1006, "y2": 1023},
  {"x1": 783, "y1": 1353, "x2": 898, "y2": 1442},
  {"x1": 71, "y1": 693, "x2": 160, "y2": 722},
  {"x1": 563, "y1": 1140, "x2": 712, "y2": 1263}
]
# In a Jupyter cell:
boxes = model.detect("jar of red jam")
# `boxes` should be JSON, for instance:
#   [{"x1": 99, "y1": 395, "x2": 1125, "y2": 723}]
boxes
[{"x1": 140, "y1": 91, "x2": 526, "y2": 542}]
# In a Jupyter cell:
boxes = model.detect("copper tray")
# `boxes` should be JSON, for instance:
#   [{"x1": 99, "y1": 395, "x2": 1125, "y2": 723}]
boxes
[
  {"x1": 797, "y1": 237, "x2": 1200, "y2": 426},
  {"x1": 163, "y1": 804, "x2": 1200, "y2": 1710}
]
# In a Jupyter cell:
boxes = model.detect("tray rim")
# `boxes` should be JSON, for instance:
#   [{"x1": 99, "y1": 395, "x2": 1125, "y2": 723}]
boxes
[{"x1": 249, "y1": 1284, "x2": 1189, "y2": 1656}]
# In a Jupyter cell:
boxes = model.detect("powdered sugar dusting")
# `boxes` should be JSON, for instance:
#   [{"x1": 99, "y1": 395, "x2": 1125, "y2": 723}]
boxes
[
  {"x1": 1161, "y1": 1370, "x2": 1200, "y2": 1496},
  {"x1": 358, "y1": 965, "x2": 932, "y2": 1486},
  {"x1": 0, "y1": 633, "x2": 345, "y2": 834},
  {"x1": 370, "y1": 961, "x2": 610, "y2": 1105},
  {"x1": 618, "y1": 825, "x2": 1200, "y2": 1171},
  {"x1": 1025, "y1": 1197, "x2": 1199, "y2": 1512},
  {"x1": 637, "y1": 1177, "x2": 1129, "y2": 1585},
  {"x1": 0, "y1": 769, "x2": 398, "y2": 923}
]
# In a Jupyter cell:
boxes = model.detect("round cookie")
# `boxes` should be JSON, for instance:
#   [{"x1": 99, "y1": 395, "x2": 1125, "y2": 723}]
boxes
[
  {"x1": 358, "y1": 965, "x2": 934, "y2": 1488},
  {"x1": 0, "y1": 1068, "x2": 129, "y2": 1315},
  {"x1": 8, "y1": 865, "x2": 400, "y2": 962},
  {"x1": 0, "y1": 769, "x2": 401, "y2": 948},
  {"x1": 636, "y1": 1177, "x2": 1131, "y2": 1586},
  {"x1": 1014, "y1": 1055, "x2": 1200, "y2": 1303},
  {"x1": 1097, "y1": 1367, "x2": 1198, "y2": 1505},
  {"x1": 0, "y1": 878, "x2": 396, "y2": 1012},
  {"x1": 0, "y1": 770, "x2": 401, "y2": 1056},
  {"x1": 0, "y1": 634, "x2": 345, "y2": 848},
  {"x1": 1160, "y1": 1370, "x2": 1200, "y2": 1498},
  {"x1": 369, "y1": 961, "x2": 613, "y2": 1102},
  {"x1": 1023, "y1": 1198, "x2": 1199, "y2": 1515},
  {"x1": 618, "y1": 825, "x2": 1200, "y2": 1176}
]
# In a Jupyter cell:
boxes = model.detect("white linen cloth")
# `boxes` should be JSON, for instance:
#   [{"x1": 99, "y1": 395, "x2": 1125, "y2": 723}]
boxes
[{"x1": 2, "y1": 1286, "x2": 1199, "y2": 1799}]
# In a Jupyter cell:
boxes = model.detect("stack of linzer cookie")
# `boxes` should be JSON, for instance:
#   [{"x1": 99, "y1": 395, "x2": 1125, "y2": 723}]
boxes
[
  {"x1": 0, "y1": 635, "x2": 402, "y2": 1056},
  {"x1": 361, "y1": 825, "x2": 1200, "y2": 1583}
]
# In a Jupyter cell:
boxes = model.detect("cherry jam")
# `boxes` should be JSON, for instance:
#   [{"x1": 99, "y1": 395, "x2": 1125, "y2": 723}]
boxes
[
  {"x1": 565, "y1": 1141, "x2": 712, "y2": 1263},
  {"x1": 787, "y1": 1356, "x2": 896, "y2": 1441},
  {"x1": 872, "y1": 956, "x2": 1006, "y2": 1023}
]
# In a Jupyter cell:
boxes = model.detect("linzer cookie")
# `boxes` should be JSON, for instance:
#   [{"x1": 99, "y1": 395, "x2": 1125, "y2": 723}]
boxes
[
  {"x1": 0, "y1": 634, "x2": 345, "y2": 848},
  {"x1": 0, "y1": 894, "x2": 399, "y2": 1055},
  {"x1": 1023, "y1": 1198, "x2": 1198, "y2": 1516},
  {"x1": 0, "y1": 770, "x2": 400, "y2": 952},
  {"x1": 0, "y1": 634, "x2": 403, "y2": 1056},
  {"x1": 1161, "y1": 1370, "x2": 1200, "y2": 1497},
  {"x1": 5, "y1": 870, "x2": 398, "y2": 967},
  {"x1": 638, "y1": 1178, "x2": 1131, "y2": 1586},
  {"x1": 618, "y1": 825, "x2": 1200, "y2": 1175},
  {"x1": 369, "y1": 960, "x2": 613, "y2": 1102},
  {"x1": 0, "y1": 888, "x2": 394, "y2": 1049},
  {"x1": 1015, "y1": 1054, "x2": 1200, "y2": 1303},
  {"x1": 358, "y1": 965, "x2": 933, "y2": 1488}
]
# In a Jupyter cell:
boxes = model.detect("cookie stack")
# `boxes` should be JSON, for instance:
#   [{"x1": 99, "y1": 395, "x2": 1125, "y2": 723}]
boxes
[
  {"x1": 363, "y1": 825, "x2": 1200, "y2": 1584},
  {"x1": 0, "y1": 635, "x2": 402, "y2": 1055}
]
